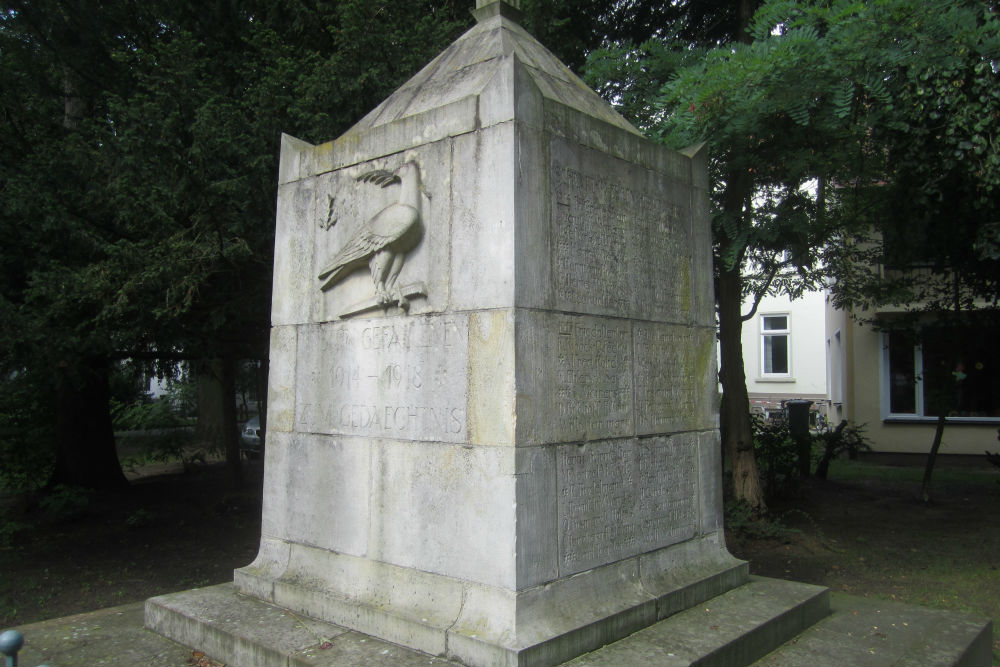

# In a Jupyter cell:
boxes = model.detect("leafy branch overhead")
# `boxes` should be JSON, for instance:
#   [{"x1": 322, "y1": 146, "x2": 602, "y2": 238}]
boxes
[
  {"x1": 588, "y1": 0, "x2": 999, "y2": 305},
  {"x1": 584, "y1": 0, "x2": 999, "y2": 509}
]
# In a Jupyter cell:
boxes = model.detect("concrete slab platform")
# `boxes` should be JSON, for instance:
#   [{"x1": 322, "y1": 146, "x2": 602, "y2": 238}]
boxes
[
  {"x1": 145, "y1": 583, "x2": 455, "y2": 667},
  {"x1": 6, "y1": 580, "x2": 992, "y2": 667},
  {"x1": 146, "y1": 577, "x2": 826, "y2": 667},
  {"x1": 752, "y1": 592, "x2": 993, "y2": 667},
  {"x1": 8, "y1": 602, "x2": 193, "y2": 667}
]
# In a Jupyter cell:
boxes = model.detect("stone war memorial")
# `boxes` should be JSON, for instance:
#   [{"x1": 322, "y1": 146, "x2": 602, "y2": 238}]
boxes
[
  {"x1": 144, "y1": 1, "x2": 808, "y2": 664},
  {"x1": 142, "y1": 2, "x2": 991, "y2": 666}
]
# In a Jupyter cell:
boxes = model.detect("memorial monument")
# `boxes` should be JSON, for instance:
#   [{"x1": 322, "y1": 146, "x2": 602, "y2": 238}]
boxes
[{"x1": 147, "y1": 1, "x2": 828, "y2": 665}]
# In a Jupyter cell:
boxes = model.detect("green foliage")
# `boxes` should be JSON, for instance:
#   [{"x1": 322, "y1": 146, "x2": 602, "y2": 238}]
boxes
[
  {"x1": 0, "y1": 371, "x2": 56, "y2": 494},
  {"x1": 724, "y1": 498, "x2": 797, "y2": 540},
  {"x1": 751, "y1": 415, "x2": 802, "y2": 501},
  {"x1": 753, "y1": 414, "x2": 875, "y2": 491},
  {"x1": 814, "y1": 421, "x2": 872, "y2": 480},
  {"x1": 0, "y1": 0, "x2": 479, "y2": 488},
  {"x1": 110, "y1": 398, "x2": 184, "y2": 432},
  {"x1": 587, "y1": 0, "x2": 1000, "y2": 305},
  {"x1": 0, "y1": 520, "x2": 28, "y2": 548},
  {"x1": 38, "y1": 485, "x2": 93, "y2": 521}
]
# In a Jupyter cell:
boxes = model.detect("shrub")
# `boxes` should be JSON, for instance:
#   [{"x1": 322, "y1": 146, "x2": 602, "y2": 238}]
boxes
[
  {"x1": 814, "y1": 420, "x2": 871, "y2": 480},
  {"x1": 0, "y1": 371, "x2": 56, "y2": 494},
  {"x1": 110, "y1": 397, "x2": 184, "y2": 431},
  {"x1": 38, "y1": 484, "x2": 93, "y2": 520},
  {"x1": 751, "y1": 414, "x2": 801, "y2": 501}
]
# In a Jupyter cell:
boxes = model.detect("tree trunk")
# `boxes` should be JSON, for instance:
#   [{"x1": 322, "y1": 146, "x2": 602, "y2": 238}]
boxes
[
  {"x1": 221, "y1": 356, "x2": 243, "y2": 490},
  {"x1": 921, "y1": 410, "x2": 947, "y2": 503},
  {"x1": 814, "y1": 419, "x2": 847, "y2": 481},
  {"x1": 195, "y1": 361, "x2": 225, "y2": 447},
  {"x1": 50, "y1": 356, "x2": 128, "y2": 491},
  {"x1": 711, "y1": 0, "x2": 764, "y2": 511},
  {"x1": 923, "y1": 276, "x2": 963, "y2": 503},
  {"x1": 195, "y1": 358, "x2": 243, "y2": 489},
  {"x1": 717, "y1": 264, "x2": 766, "y2": 511}
]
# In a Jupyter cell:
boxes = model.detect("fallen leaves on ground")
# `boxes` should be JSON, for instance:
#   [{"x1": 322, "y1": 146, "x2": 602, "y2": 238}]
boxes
[{"x1": 187, "y1": 649, "x2": 225, "y2": 667}]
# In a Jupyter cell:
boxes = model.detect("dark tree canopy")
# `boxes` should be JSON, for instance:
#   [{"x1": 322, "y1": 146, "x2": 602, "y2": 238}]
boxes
[
  {"x1": 0, "y1": 0, "x2": 475, "y2": 490},
  {"x1": 1, "y1": 0, "x2": 679, "y2": 491}
]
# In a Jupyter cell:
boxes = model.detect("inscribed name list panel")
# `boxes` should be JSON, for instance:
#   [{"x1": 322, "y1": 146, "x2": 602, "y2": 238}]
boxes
[
  {"x1": 633, "y1": 322, "x2": 717, "y2": 436},
  {"x1": 516, "y1": 311, "x2": 633, "y2": 445},
  {"x1": 549, "y1": 139, "x2": 693, "y2": 322},
  {"x1": 294, "y1": 315, "x2": 470, "y2": 444},
  {"x1": 557, "y1": 436, "x2": 699, "y2": 575}
]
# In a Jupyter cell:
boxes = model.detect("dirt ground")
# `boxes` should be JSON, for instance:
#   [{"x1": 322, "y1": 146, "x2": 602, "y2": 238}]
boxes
[
  {"x1": 729, "y1": 471, "x2": 1000, "y2": 640},
  {"x1": 0, "y1": 461, "x2": 264, "y2": 628},
  {"x1": 2, "y1": 460, "x2": 998, "y2": 662}
]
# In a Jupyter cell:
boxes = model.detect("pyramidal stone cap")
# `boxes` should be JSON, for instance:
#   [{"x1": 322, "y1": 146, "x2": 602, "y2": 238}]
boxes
[
  {"x1": 343, "y1": 0, "x2": 639, "y2": 137},
  {"x1": 276, "y1": 0, "x2": 645, "y2": 186}
]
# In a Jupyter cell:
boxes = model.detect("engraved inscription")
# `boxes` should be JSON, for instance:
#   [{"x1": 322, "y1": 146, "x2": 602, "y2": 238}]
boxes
[
  {"x1": 295, "y1": 317, "x2": 468, "y2": 442},
  {"x1": 552, "y1": 166, "x2": 689, "y2": 317},
  {"x1": 541, "y1": 315, "x2": 632, "y2": 441},
  {"x1": 558, "y1": 437, "x2": 697, "y2": 573},
  {"x1": 634, "y1": 325, "x2": 696, "y2": 434}
]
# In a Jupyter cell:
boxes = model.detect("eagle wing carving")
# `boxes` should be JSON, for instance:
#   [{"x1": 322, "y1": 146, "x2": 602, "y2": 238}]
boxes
[
  {"x1": 356, "y1": 170, "x2": 401, "y2": 188},
  {"x1": 317, "y1": 205, "x2": 416, "y2": 283},
  {"x1": 317, "y1": 162, "x2": 423, "y2": 302}
]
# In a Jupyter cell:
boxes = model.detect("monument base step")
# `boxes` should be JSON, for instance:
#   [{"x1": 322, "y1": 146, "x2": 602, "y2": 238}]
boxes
[
  {"x1": 564, "y1": 576, "x2": 830, "y2": 667},
  {"x1": 148, "y1": 576, "x2": 947, "y2": 667},
  {"x1": 564, "y1": 582, "x2": 991, "y2": 667}
]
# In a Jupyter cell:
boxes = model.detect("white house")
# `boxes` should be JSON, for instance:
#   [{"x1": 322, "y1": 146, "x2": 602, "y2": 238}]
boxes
[{"x1": 741, "y1": 290, "x2": 828, "y2": 423}]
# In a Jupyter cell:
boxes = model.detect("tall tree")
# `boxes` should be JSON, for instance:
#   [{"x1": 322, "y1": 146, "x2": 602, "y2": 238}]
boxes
[
  {"x1": 824, "y1": 0, "x2": 1000, "y2": 501},
  {"x1": 585, "y1": 0, "x2": 998, "y2": 509},
  {"x1": 0, "y1": 0, "x2": 472, "y2": 490}
]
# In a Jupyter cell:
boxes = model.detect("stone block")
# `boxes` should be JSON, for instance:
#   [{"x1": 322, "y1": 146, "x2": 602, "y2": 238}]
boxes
[
  {"x1": 259, "y1": 431, "x2": 370, "y2": 556},
  {"x1": 292, "y1": 316, "x2": 469, "y2": 443},
  {"x1": 267, "y1": 325, "x2": 297, "y2": 433},
  {"x1": 515, "y1": 311, "x2": 634, "y2": 445},
  {"x1": 555, "y1": 436, "x2": 700, "y2": 576},
  {"x1": 448, "y1": 125, "x2": 517, "y2": 312}
]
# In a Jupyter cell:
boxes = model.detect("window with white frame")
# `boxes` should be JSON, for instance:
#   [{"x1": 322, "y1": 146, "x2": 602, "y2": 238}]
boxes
[
  {"x1": 882, "y1": 325, "x2": 1000, "y2": 420},
  {"x1": 761, "y1": 314, "x2": 790, "y2": 376}
]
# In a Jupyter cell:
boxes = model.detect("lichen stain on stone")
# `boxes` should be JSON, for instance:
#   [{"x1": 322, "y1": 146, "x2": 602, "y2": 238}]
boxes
[
  {"x1": 467, "y1": 310, "x2": 514, "y2": 446},
  {"x1": 272, "y1": 409, "x2": 296, "y2": 432}
]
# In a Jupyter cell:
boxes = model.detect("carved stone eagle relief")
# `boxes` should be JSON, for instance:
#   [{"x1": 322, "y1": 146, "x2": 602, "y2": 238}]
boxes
[{"x1": 317, "y1": 162, "x2": 425, "y2": 314}]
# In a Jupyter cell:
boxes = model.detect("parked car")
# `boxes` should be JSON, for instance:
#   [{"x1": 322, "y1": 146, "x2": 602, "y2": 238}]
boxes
[{"x1": 240, "y1": 415, "x2": 263, "y2": 459}]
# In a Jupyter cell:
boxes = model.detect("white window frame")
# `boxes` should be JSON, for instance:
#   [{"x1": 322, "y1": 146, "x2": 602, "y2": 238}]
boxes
[
  {"x1": 760, "y1": 313, "x2": 792, "y2": 378},
  {"x1": 826, "y1": 329, "x2": 844, "y2": 404},
  {"x1": 879, "y1": 331, "x2": 999, "y2": 423}
]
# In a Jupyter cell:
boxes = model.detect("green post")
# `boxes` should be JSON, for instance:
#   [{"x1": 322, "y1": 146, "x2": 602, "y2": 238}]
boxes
[{"x1": 786, "y1": 400, "x2": 814, "y2": 478}]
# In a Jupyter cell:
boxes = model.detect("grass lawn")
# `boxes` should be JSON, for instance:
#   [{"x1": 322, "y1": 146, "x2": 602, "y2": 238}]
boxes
[{"x1": 729, "y1": 458, "x2": 1000, "y2": 664}]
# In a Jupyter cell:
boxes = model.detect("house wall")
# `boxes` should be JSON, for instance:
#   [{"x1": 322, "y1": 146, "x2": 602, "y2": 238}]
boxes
[
  {"x1": 824, "y1": 294, "x2": 849, "y2": 426},
  {"x1": 741, "y1": 290, "x2": 828, "y2": 418},
  {"x1": 826, "y1": 303, "x2": 996, "y2": 456}
]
